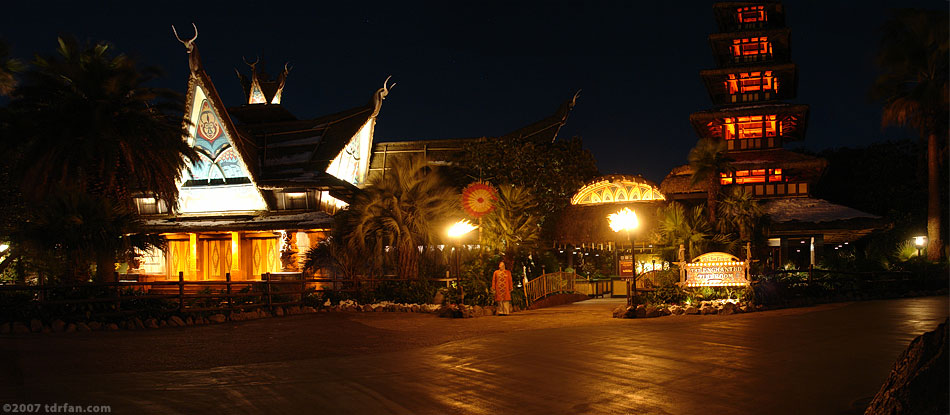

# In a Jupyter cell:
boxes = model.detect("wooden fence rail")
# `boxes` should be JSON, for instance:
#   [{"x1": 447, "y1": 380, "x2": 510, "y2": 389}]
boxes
[{"x1": 524, "y1": 271, "x2": 577, "y2": 303}]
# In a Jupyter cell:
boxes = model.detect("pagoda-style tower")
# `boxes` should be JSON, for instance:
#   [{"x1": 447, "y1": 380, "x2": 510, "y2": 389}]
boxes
[{"x1": 688, "y1": 1, "x2": 819, "y2": 199}]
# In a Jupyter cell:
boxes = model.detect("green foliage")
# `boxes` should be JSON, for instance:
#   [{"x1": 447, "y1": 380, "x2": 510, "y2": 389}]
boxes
[
  {"x1": 374, "y1": 279, "x2": 437, "y2": 304},
  {"x1": 461, "y1": 135, "x2": 599, "y2": 235},
  {"x1": 481, "y1": 184, "x2": 541, "y2": 266},
  {"x1": 654, "y1": 202, "x2": 729, "y2": 261},
  {"x1": 642, "y1": 269, "x2": 685, "y2": 305},
  {"x1": 718, "y1": 187, "x2": 764, "y2": 243},
  {"x1": 688, "y1": 138, "x2": 734, "y2": 222},
  {"x1": 346, "y1": 156, "x2": 459, "y2": 280}
]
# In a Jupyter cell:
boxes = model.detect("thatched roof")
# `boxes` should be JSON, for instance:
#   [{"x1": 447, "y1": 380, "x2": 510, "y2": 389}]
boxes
[
  {"x1": 552, "y1": 201, "x2": 666, "y2": 246},
  {"x1": 142, "y1": 211, "x2": 333, "y2": 233},
  {"x1": 763, "y1": 198, "x2": 889, "y2": 243},
  {"x1": 659, "y1": 149, "x2": 827, "y2": 196}
]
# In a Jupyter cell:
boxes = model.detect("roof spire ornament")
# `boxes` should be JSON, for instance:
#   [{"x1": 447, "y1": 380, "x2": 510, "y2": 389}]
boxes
[
  {"x1": 172, "y1": 23, "x2": 202, "y2": 74},
  {"x1": 371, "y1": 75, "x2": 396, "y2": 117}
]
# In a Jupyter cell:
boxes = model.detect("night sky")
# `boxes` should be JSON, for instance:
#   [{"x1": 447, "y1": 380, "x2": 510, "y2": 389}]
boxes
[{"x1": 2, "y1": 0, "x2": 944, "y2": 183}]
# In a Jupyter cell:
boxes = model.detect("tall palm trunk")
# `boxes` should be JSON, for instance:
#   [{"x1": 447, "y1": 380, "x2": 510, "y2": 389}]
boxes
[
  {"x1": 707, "y1": 175, "x2": 719, "y2": 223},
  {"x1": 96, "y1": 250, "x2": 116, "y2": 282},
  {"x1": 926, "y1": 133, "x2": 943, "y2": 260}
]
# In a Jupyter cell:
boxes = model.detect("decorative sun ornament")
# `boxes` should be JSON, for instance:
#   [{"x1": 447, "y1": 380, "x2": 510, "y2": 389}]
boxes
[{"x1": 461, "y1": 182, "x2": 498, "y2": 218}]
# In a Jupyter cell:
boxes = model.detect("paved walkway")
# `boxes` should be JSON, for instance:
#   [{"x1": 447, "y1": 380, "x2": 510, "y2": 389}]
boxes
[{"x1": 1, "y1": 296, "x2": 947, "y2": 414}]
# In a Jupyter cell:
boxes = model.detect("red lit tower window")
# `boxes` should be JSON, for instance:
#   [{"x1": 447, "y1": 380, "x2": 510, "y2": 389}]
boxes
[
  {"x1": 723, "y1": 115, "x2": 781, "y2": 140},
  {"x1": 737, "y1": 6, "x2": 767, "y2": 24},
  {"x1": 725, "y1": 71, "x2": 779, "y2": 94},
  {"x1": 721, "y1": 169, "x2": 784, "y2": 185},
  {"x1": 730, "y1": 37, "x2": 772, "y2": 62}
]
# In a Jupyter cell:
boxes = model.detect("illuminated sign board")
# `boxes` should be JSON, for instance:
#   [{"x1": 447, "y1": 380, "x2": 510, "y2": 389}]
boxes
[{"x1": 683, "y1": 252, "x2": 749, "y2": 287}]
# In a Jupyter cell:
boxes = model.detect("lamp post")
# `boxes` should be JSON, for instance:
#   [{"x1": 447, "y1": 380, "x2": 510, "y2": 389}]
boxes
[
  {"x1": 448, "y1": 220, "x2": 477, "y2": 305},
  {"x1": 608, "y1": 208, "x2": 639, "y2": 306},
  {"x1": 914, "y1": 236, "x2": 927, "y2": 257}
]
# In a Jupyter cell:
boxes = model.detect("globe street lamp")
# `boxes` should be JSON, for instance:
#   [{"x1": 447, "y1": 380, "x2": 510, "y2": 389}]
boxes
[
  {"x1": 608, "y1": 208, "x2": 639, "y2": 306},
  {"x1": 914, "y1": 235, "x2": 927, "y2": 257},
  {"x1": 448, "y1": 220, "x2": 477, "y2": 305}
]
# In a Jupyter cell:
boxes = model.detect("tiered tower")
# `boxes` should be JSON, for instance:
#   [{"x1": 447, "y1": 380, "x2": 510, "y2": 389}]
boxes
[{"x1": 689, "y1": 1, "x2": 821, "y2": 199}]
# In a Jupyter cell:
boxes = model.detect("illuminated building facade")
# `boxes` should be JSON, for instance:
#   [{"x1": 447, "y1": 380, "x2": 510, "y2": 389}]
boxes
[
  {"x1": 661, "y1": 1, "x2": 885, "y2": 269},
  {"x1": 129, "y1": 28, "x2": 391, "y2": 281}
]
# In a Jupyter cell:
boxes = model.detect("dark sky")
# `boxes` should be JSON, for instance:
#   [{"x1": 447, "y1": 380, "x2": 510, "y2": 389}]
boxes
[{"x1": 2, "y1": 0, "x2": 944, "y2": 183}]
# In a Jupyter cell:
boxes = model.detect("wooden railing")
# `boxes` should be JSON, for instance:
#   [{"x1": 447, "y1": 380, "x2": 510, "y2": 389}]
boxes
[{"x1": 524, "y1": 271, "x2": 577, "y2": 303}]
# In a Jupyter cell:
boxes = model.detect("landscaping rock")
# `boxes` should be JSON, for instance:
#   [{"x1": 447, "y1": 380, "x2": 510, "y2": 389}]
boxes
[
  {"x1": 621, "y1": 306, "x2": 637, "y2": 319},
  {"x1": 287, "y1": 306, "x2": 301, "y2": 315},
  {"x1": 208, "y1": 314, "x2": 226, "y2": 324},
  {"x1": 105, "y1": 323, "x2": 119, "y2": 331},
  {"x1": 159, "y1": 319, "x2": 167, "y2": 327},
  {"x1": 87, "y1": 321, "x2": 102, "y2": 330},
  {"x1": 634, "y1": 305, "x2": 647, "y2": 318},
  {"x1": 30, "y1": 319, "x2": 43, "y2": 333},
  {"x1": 700, "y1": 305, "x2": 718, "y2": 315},
  {"x1": 669, "y1": 305, "x2": 684, "y2": 315},
  {"x1": 866, "y1": 318, "x2": 948, "y2": 415},
  {"x1": 302, "y1": 306, "x2": 316, "y2": 313},
  {"x1": 740, "y1": 305, "x2": 751, "y2": 313},
  {"x1": 12, "y1": 322, "x2": 30, "y2": 334},
  {"x1": 65, "y1": 323, "x2": 76, "y2": 333},
  {"x1": 51, "y1": 320, "x2": 66, "y2": 333},
  {"x1": 612, "y1": 305, "x2": 626, "y2": 318},
  {"x1": 133, "y1": 317, "x2": 145, "y2": 329},
  {"x1": 720, "y1": 302, "x2": 737, "y2": 315},
  {"x1": 645, "y1": 306, "x2": 661, "y2": 318},
  {"x1": 0, "y1": 322, "x2": 10, "y2": 334},
  {"x1": 144, "y1": 318, "x2": 159, "y2": 329},
  {"x1": 275, "y1": 307, "x2": 285, "y2": 317},
  {"x1": 76, "y1": 322, "x2": 91, "y2": 332},
  {"x1": 185, "y1": 316, "x2": 194, "y2": 325},
  {"x1": 684, "y1": 306, "x2": 699, "y2": 315},
  {"x1": 659, "y1": 307, "x2": 672, "y2": 316},
  {"x1": 170, "y1": 316, "x2": 186, "y2": 326}
]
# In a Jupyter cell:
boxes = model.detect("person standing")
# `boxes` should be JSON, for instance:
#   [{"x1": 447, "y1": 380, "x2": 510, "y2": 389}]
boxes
[{"x1": 492, "y1": 261, "x2": 513, "y2": 316}]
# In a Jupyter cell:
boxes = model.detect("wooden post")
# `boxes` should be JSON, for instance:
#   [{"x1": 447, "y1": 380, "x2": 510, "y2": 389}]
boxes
[
  {"x1": 225, "y1": 272, "x2": 233, "y2": 319},
  {"x1": 178, "y1": 271, "x2": 185, "y2": 313},
  {"x1": 808, "y1": 264, "x2": 813, "y2": 284},
  {"x1": 264, "y1": 272, "x2": 272, "y2": 308}
]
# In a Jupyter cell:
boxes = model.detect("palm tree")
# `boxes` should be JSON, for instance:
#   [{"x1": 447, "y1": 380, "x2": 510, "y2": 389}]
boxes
[
  {"x1": 688, "y1": 138, "x2": 734, "y2": 223},
  {"x1": 874, "y1": 9, "x2": 948, "y2": 261},
  {"x1": 3, "y1": 36, "x2": 197, "y2": 209},
  {"x1": 0, "y1": 39, "x2": 24, "y2": 96},
  {"x1": 655, "y1": 202, "x2": 726, "y2": 260},
  {"x1": 480, "y1": 184, "x2": 541, "y2": 269},
  {"x1": 347, "y1": 156, "x2": 458, "y2": 280},
  {"x1": 718, "y1": 187, "x2": 764, "y2": 243}
]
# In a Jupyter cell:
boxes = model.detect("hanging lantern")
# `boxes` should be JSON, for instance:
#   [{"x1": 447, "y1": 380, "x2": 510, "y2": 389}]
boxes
[{"x1": 461, "y1": 182, "x2": 498, "y2": 218}]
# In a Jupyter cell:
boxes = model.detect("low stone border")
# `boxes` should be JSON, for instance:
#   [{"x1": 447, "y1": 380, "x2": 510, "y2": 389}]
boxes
[{"x1": 612, "y1": 299, "x2": 760, "y2": 319}]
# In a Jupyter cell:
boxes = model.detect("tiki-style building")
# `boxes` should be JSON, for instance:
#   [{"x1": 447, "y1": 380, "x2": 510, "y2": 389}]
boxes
[
  {"x1": 129, "y1": 26, "x2": 392, "y2": 281},
  {"x1": 660, "y1": 1, "x2": 885, "y2": 269}
]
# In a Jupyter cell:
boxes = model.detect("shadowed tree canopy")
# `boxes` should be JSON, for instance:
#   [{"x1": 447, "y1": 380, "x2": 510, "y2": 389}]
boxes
[
  {"x1": 688, "y1": 138, "x2": 734, "y2": 223},
  {"x1": 461, "y1": 135, "x2": 599, "y2": 236},
  {"x1": 1, "y1": 36, "x2": 197, "y2": 210}
]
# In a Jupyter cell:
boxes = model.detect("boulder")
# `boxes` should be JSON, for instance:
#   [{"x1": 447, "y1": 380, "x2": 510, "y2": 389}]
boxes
[
  {"x1": 185, "y1": 316, "x2": 194, "y2": 325},
  {"x1": 740, "y1": 305, "x2": 751, "y2": 313},
  {"x1": 634, "y1": 305, "x2": 647, "y2": 318},
  {"x1": 669, "y1": 305, "x2": 684, "y2": 315},
  {"x1": 621, "y1": 306, "x2": 637, "y2": 319},
  {"x1": 105, "y1": 323, "x2": 119, "y2": 331},
  {"x1": 169, "y1": 316, "x2": 186, "y2": 326},
  {"x1": 684, "y1": 306, "x2": 699, "y2": 315},
  {"x1": 30, "y1": 319, "x2": 43, "y2": 333},
  {"x1": 158, "y1": 319, "x2": 167, "y2": 327},
  {"x1": 51, "y1": 320, "x2": 66, "y2": 333},
  {"x1": 0, "y1": 322, "x2": 10, "y2": 334},
  {"x1": 87, "y1": 321, "x2": 102, "y2": 330},
  {"x1": 645, "y1": 306, "x2": 661, "y2": 318},
  {"x1": 302, "y1": 306, "x2": 316, "y2": 313},
  {"x1": 701, "y1": 305, "x2": 718, "y2": 315},
  {"x1": 208, "y1": 314, "x2": 227, "y2": 323},
  {"x1": 65, "y1": 323, "x2": 76, "y2": 333},
  {"x1": 275, "y1": 307, "x2": 285, "y2": 317},
  {"x1": 12, "y1": 322, "x2": 30, "y2": 334},
  {"x1": 612, "y1": 305, "x2": 626, "y2": 318},
  {"x1": 144, "y1": 318, "x2": 160, "y2": 329},
  {"x1": 720, "y1": 302, "x2": 737, "y2": 315},
  {"x1": 133, "y1": 317, "x2": 145, "y2": 329},
  {"x1": 75, "y1": 322, "x2": 91, "y2": 332},
  {"x1": 866, "y1": 318, "x2": 948, "y2": 415}
]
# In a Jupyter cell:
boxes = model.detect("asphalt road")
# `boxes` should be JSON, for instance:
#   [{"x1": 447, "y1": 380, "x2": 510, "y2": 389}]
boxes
[{"x1": 1, "y1": 296, "x2": 947, "y2": 414}]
